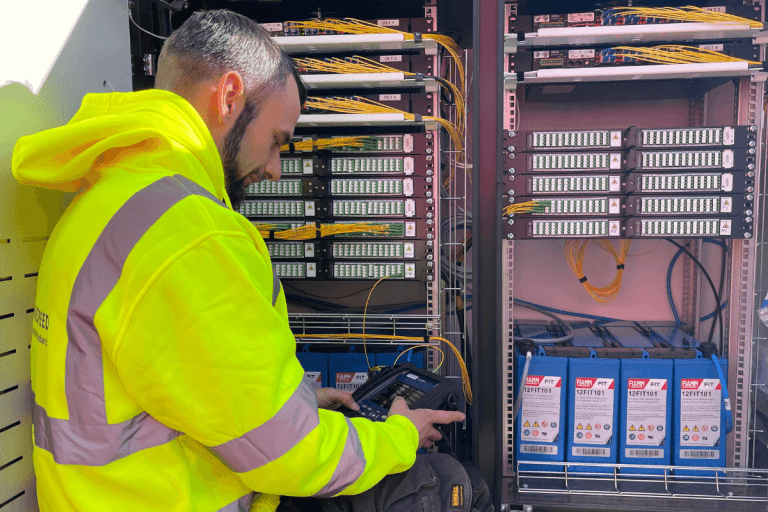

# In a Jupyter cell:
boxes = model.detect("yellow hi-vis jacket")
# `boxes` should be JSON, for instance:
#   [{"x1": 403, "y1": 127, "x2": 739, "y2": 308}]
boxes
[{"x1": 12, "y1": 90, "x2": 419, "y2": 512}]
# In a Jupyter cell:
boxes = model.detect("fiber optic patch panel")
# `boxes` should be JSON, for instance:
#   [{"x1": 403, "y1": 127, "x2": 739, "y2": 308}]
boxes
[
  {"x1": 266, "y1": 240, "x2": 430, "y2": 260},
  {"x1": 507, "y1": 172, "x2": 754, "y2": 195},
  {"x1": 256, "y1": 219, "x2": 425, "y2": 240},
  {"x1": 504, "y1": 216, "x2": 751, "y2": 239},
  {"x1": 245, "y1": 177, "x2": 432, "y2": 197},
  {"x1": 505, "y1": 125, "x2": 758, "y2": 151},
  {"x1": 509, "y1": 5, "x2": 761, "y2": 33},
  {"x1": 510, "y1": 148, "x2": 755, "y2": 172},
  {"x1": 262, "y1": 18, "x2": 411, "y2": 37},
  {"x1": 508, "y1": 42, "x2": 760, "y2": 72},
  {"x1": 508, "y1": 195, "x2": 751, "y2": 217},
  {"x1": 238, "y1": 198, "x2": 430, "y2": 218},
  {"x1": 282, "y1": 133, "x2": 435, "y2": 155},
  {"x1": 272, "y1": 260, "x2": 428, "y2": 280},
  {"x1": 280, "y1": 154, "x2": 434, "y2": 177}
]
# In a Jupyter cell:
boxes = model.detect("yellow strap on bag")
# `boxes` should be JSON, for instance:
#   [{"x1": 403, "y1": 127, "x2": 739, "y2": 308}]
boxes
[{"x1": 250, "y1": 493, "x2": 282, "y2": 512}]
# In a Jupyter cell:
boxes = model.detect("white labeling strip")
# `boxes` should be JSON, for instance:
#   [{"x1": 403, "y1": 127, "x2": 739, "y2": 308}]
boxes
[
  {"x1": 680, "y1": 449, "x2": 719, "y2": 459},
  {"x1": 572, "y1": 447, "x2": 611, "y2": 457},
  {"x1": 521, "y1": 444, "x2": 558, "y2": 455},
  {"x1": 626, "y1": 448, "x2": 664, "y2": 458}
]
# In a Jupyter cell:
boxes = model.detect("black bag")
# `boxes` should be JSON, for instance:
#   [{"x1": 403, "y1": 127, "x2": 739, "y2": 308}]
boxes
[{"x1": 280, "y1": 454, "x2": 493, "y2": 512}]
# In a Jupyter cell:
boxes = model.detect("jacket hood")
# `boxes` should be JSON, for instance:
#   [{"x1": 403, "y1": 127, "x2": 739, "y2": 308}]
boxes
[{"x1": 12, "y1": 89, "x2": 229, "y2": 205}]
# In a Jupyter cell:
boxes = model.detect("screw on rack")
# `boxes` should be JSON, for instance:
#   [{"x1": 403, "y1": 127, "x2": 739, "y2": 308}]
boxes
[
  {"x1": 507, "y1": 233, "x2": 515, "y2": 239},
  {"x1": 508, "y1": 131, "x2": 516, "y2": 137}
]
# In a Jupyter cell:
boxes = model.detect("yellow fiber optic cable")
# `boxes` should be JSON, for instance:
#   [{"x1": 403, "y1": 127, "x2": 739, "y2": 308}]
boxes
[
  {"x1": 304, "y1": 95, "x2": 463, "y2": 152},
  {"x1": 286, "y1": 18, "x2": 466, "y2": 95},
  {"x1": 503, "y1": 200, "x2": 552, "y2": 216},
  {"x1": 564, "y1": 239, "x2": 632, "y2": 303},
  {"x1": 608, "y1": 6, "x2": 762, "y2": 29},
  {"x1": 295, "y1": 55, "x2": 466, "y2": 136},
  {"x1": 253, "y1": 222, "x2": 390, "y2": 240},
  {"x1": 280, "y1": 136, "x2": 372, "y2": 152},
  {"x1": 609, "y1": 45, "x2": 761, "y2": 66}
]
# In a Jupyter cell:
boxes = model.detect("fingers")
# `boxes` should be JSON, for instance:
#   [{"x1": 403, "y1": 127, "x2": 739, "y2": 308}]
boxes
[
  {"x1": 426, "y1": 409, "x2": 466, "y2": 425},
  {"x1": 388, "y1": 396, "x2": 410, "y2": 416},
  {"x1": 339, "y1": 392, "x2": 360, "y2": 411}
]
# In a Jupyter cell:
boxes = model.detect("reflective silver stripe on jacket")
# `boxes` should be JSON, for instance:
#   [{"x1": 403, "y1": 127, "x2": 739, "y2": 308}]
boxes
[
  {"x1": 313, "y1": 417, "x2": 367, "y2": 497},
  {"x1": 209, "y1": 380, "x2": 320, "y2": 473},
  {"x1": 218, "y1": 493, "x2": 255, "y2": 512},
  {"x1": 210, "y1": 379, "x2": 366, "y2": 495},
  {"x1": 36, "y1": 174, "x2": 284, "y2": 466}
]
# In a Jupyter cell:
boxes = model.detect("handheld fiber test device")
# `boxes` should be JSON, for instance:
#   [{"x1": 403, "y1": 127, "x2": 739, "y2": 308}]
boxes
[{"x1": 339, "y1": 363, "x2": 463, "y2": 421}]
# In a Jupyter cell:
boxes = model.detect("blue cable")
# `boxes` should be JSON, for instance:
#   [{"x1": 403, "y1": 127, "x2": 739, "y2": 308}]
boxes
[
  {"x1": 666, "y1": 241, "x2": 728, "y2": 326},
  {"x1": 711, "y1": 354, "x2": 733, "y2": 434},
  {"x1": 513, "y1": 299, "x2": 619, "y2": 323}
]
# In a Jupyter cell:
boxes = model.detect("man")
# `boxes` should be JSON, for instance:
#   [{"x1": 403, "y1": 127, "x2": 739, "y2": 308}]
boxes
[{"x1": 12, "y1": 10, "x2": 471, "y2": 512}]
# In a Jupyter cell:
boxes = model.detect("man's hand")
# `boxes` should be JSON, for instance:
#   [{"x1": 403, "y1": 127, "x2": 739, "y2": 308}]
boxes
[
  {"x1": 388, "y1": 397, "x2": 466, "y2": 449},
  {"x1": 316, "y1": 387, "x2": 360, "y2": 411}
]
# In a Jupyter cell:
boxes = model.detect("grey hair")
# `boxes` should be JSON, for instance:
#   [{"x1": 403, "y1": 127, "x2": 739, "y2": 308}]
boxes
[{"x1": 155, "y1": 9, "x2": 306, "y2": 109}]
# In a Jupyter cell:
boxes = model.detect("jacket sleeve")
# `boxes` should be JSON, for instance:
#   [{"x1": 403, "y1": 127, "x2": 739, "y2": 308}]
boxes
[{"x1": 112, "y1": 231, "x2": 419, "y2": 497}]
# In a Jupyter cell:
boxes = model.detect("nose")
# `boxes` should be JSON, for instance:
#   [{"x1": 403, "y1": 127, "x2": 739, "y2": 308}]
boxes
[{"x1": 265, "y1": 152, "x2": 282, "y2": 182}]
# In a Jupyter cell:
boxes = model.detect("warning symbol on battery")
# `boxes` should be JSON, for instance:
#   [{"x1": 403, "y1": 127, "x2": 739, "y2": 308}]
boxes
[
  {"x1": 586, "y1": 424, "x2": 592, "y2": 430},
  {"x1": 638, "y1": 425, "x2": 645, "y2": 431},
  {"x1": 693, "y1": 426, "x2": 699, "y2": 432},
  {"x1": 533, "y1": 422, "x2": 539, "y2": 427},
  {"x1": 629, "y1": 425, "x2": 636, "y2": 431},
  {"x1": 683, "y1": 426, "x2": 690, "y2": 432},
  {"x1": 577, "y1": 423, "x2": 584, "y2": 429},
  {"x1": 524, "y1": 421, "x2": 530, "y2": 427}
]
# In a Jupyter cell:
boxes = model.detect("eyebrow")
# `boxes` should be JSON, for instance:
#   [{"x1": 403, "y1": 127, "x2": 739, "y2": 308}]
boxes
[{"x1": 275, "y1": 130, "x2": 292, "y2": 146}]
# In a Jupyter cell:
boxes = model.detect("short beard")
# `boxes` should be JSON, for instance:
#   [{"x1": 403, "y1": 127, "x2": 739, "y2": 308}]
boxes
[{"x1": 222, "y1": 100, "x2": 258, "y2": 210}]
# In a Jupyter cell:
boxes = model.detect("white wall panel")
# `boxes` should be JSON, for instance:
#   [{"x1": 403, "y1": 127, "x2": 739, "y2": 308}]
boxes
[{"x1": 0, "y1": 0, "x2": 131, "y2": 508}]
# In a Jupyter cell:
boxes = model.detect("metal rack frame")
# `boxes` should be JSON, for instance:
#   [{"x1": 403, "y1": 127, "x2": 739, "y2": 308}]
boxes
[{"x1": 487, "y1": 2, "x2": 768, "y2": 509}]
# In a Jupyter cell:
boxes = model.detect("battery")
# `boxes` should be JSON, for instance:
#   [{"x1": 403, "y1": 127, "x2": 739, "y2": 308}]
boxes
[
  {"x1": 516, "y1": 353, "x2": 568, "y2": 472},
  {"x1": 329, "y1": 352, "x2": 370, "y2": 392},
  {"x1": 567, "y1": 357, "x2": 620, "y2": 473},
  {"x1": 619, "y1": 358, "x2": 674, "y2": 475},
  {"x1": 296, "y1": 350, "x2": 329, "y2": 389},
  {"x1": 673, "y1": 358, "x2": 729, "y2": 476}
]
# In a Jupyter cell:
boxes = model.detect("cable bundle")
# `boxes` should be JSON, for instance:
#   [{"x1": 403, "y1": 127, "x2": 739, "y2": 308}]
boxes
[
  {"x1": 304, "y1": 95, "x2": 463, "y2": 152},
  {"x1": 286, "y1": 18, "x2": 466, "y2": 96},
  {"x1": 605, "y1": 6, "x2": 763, "y2": 29},
  {"x1": 608, "y1": 45, "x2": 761, "y2": 66},
  {"x1": 564, "y1": 239, "x2": 632, "y2": 303},
  {"x1": 503, "y1": 200, "x2": 552, "y2": 216},
  {"x1": 280, "y1": 136, "x2": 372, "y2": 153},
  {"x1": 295, "y1": 55, "x2": 465, "y2": 135},
  {"x1": 253, "y1": 222, "x2": 390, "y2": 240}
]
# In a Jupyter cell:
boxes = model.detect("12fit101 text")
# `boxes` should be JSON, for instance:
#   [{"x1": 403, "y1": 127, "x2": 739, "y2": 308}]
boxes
[{"x1": 682, "y1": 391, "x2": 713, "y2": 397}]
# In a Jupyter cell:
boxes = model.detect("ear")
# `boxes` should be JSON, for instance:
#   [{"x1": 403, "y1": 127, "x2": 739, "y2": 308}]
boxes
[{"x1": 215, "y1": 70, "x2": 246, "y2": 124}]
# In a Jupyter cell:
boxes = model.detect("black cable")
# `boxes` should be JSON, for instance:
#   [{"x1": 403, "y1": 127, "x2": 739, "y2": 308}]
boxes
[
  {"x1": 715, "y1": 241, "x2": 727, "y2": 348},
  {"x1": 428, "y1": 76, "x2": 455, "y2": 105},
  {"x1": 666, "y1": 239, "x2": 724, "y2": 347},
  {"x1": 282, "y1": 282, "x2": 376, "y2": 300}
]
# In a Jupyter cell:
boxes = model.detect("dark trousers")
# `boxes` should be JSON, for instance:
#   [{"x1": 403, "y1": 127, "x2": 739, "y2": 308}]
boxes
[{"x1": 278, "y1": 454, "x2": 494, "y2": 512}]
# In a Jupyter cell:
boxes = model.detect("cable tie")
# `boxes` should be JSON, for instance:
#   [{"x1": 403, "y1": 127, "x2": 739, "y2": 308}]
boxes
[
  {"x1": 288, "y1": 142, "x2": 296, "y2": 153},
  {"x1": 414, "y1": 114, "x2": 423, "y2": 122},
  {"x1": 413, "y1": 32, "x2": 423, "y2": 43},
  {"x1": 616, "y1": 264, "x2": 625, "y2": 270},
  {"x1": 315, "y1": 220, "x2": 322, "y2": 239},
  {"x1": 414, "y1": 72, "x2": 425, "y2": 81},
  {"x1": 268, "y1": 230, "x2": 276, "y2": 240},
  {"x1": 423, "y1": 335, "x2": 430, "y2": 345},
  {"x1": 579, "y1": 276, "x2": 588, "y2": 283}
]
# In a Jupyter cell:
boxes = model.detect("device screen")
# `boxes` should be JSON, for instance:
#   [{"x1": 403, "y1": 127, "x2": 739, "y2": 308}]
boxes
[{"x1": 370, "y1": 381, "x2": 426, "y2": 410}]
